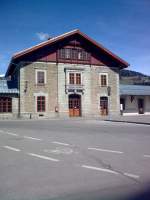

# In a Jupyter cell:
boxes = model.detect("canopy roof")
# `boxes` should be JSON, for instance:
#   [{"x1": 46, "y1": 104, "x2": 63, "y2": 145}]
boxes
[
  {"x1": 0, "y1": 79, "x2": 19, "y2": 94},
  {"x1": 120, "y1": 84, "x2": 150, "y2": 96}
]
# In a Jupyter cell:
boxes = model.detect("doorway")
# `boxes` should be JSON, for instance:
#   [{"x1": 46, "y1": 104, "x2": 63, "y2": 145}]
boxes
[
  {"x1": 69, "y1": 94, "x2": 81, "y2": 117},
  {"x1": 138, "y1": 98, "x2": 144, "y2": 114},
  {"x1": 100, "y1": 97, "x2": 108, "y2": 116}
]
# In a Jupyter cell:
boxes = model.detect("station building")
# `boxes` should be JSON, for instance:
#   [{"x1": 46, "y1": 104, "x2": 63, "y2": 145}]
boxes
[{"x1": 0, "y1": 29, "x2": 137, "y2": 119}]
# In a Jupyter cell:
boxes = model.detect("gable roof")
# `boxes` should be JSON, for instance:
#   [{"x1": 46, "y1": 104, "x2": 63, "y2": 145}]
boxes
[{"x1": 6, "y1": 29, "x2": 129, "y2": 76}]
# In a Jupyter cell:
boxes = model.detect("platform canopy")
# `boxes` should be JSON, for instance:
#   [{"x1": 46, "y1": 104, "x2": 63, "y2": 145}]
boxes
[
  {"x1": 120, "y1": 84, "x2": 150, "y2": 96},
  {"x1": 0, "y1": 79, "x2": 19, "y2": 94}
]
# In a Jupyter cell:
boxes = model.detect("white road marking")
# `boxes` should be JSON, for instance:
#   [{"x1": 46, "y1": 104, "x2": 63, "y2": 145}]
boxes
[
  {"x1": 124, "y1": 172, "x2": 139, "y2": 179},
  {"x1": 23, "y1": 136, "x2": 42, "y2": 141},
  {"x1": 44, "y1": 147, "x2": 74, "y2": 154},
  {"x1": 27, "y1": 153, "x2": 59, "y2": 162},
  {"x1": 81, "y1": 165, "x2": 119, "y2": 175},
  {"x1": 52, "y1": 141, "x2": 70, "y2": 146},
  {"x1": 3, "y1": 146, "x2": 21, "y2": 152},
  {"x1": 0, "y1": 130, "x2": 18, "y2": 136},
  {"x1": 5, "y1": 132, "x2": 18, "y2": 136},
  {"x1": 88, "y1": 147, "x2": 123, "y2": 154},
  {"x1": 144, "y1": 155, "x2": 150, "y2": 158}
]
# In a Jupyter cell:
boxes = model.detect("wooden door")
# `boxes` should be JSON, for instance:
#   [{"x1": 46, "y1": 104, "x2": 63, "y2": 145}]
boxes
[
  {"x1": 69, "y1": 95, "x2": 81, "y2": 117},
  {"x1": 100, "y1": 97, "x2": 108, "y2": 116}
]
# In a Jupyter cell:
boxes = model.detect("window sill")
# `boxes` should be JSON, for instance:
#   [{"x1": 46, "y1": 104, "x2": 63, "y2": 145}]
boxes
[{"x1": 35, "y1": 84, "x2": 46, "y2": 86}]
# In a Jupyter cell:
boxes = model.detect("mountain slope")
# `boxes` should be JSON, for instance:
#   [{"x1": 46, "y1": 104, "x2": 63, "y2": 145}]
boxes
[{"x1": 120, "y1": 69, "x2": 150, "y2": 85}]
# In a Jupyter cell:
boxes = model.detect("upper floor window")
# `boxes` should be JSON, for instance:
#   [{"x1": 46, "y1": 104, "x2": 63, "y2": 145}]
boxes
[
  {"x1": 69, "y1": 72, "x2": 81, "y2": 85},
  {"x1": 0, "y1": 97, "x2": 12, "y2": 113},
  {"x1": 36, "y1": 70, "x2": 46, "y2": 85},
  {"x1": 76, "y1": 73, "x2": 81, "y2": 84},
  {"x1": 58, "y1": 48, "x2": 90, "y2": 61},
  {"x1": 37, "y1": 96, "x2": 45, "y2": 112},
  {"x1": 99, "y1": 73, "x2": 108, "y2": 87},
  {"x1": 69, "y1": 73, "x2": 75, "y2": 84}
]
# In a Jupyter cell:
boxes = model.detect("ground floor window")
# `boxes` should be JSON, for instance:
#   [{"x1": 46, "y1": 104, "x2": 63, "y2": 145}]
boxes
[
  {"x1": 37, "y1": 96, "x2": 45, "y2": 112},
  {"x1": 0, "y1": 97, "x2": 12, "y2": 113}
]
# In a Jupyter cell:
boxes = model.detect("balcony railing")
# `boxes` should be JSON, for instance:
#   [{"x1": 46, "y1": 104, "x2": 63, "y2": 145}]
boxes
[{"x1": 65, "y1": 84, "x2": 84, "y2": 94}]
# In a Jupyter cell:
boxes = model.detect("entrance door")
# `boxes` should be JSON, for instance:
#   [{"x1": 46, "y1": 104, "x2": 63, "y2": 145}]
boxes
[
  {"x1": 138, "y1": 99, "x2": 144, "y2": 114},
  {"x1": 69, "y1": 94, "x2": 81, "y2": 117},
  {"x1": 100, "y1": 97, "x2": 108, "y2": 116}
]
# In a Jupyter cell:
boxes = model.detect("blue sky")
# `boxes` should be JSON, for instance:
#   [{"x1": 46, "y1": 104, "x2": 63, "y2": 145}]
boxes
[{"x1": 0, "y1": 0, "x2": 150, "y2": 75}]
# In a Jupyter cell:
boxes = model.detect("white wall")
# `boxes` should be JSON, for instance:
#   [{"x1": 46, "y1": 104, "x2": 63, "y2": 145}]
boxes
[{"x1": 121, "y1": 95, "x2": 150, "y2": 116}]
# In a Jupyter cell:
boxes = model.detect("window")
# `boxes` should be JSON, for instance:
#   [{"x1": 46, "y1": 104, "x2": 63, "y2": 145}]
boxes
[
  {"x1": 69, "y1": 73, "x2": 75, "y2": 84},
  {"x1": 76, "y1": 73, "x2": 81, "y2": 85},
  {"x1": 37, "y1": 96, "x2": 45, "y2": 112},
  {"x1": 72, "y1": 49, "x2": 77, "y2": 60},
  {"x1": 59, "y1": 48, "x2": 65, "y2": 59},
  {"x1": 100, "y1": 74, "x2": 108, "y2": 87},
  {"x1": 36, "y1": 70, "x2": 46, "y2": 85},
  {"x1": 58, "y1": 48, "x2": 90, "y2": 61},
  {"x1": 0, "y1": 97, "x2": 12, "y2": 113},
  {"x1": 65, "y1": 49, "x2": 71, "y2": 59},
  {"x1": 69, "y1": 72, "x2": 81, "y2": 85}
]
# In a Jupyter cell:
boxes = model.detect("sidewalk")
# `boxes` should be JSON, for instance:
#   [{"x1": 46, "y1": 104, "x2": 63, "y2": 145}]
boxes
[{"x1": 106, "y1": 115, "x2": 150, "y2": 125}]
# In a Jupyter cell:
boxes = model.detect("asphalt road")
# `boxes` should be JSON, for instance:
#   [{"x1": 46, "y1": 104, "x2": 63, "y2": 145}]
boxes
[{"x1": 0, "y1": 119, "x2": 150, "y2": 200}]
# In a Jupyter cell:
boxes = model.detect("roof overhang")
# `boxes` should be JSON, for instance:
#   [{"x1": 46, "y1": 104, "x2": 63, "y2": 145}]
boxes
[
  {"x1": 6, "y1": 29, "x2": 129, "y2": 76},
  {"x1": 120, "y1": 84, "x2": 150, "y2": 96}
]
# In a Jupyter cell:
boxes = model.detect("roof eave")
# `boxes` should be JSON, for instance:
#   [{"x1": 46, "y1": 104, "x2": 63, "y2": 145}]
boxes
[{"x1": 6, "y1": 29, "x2": 129, "y2": 75}]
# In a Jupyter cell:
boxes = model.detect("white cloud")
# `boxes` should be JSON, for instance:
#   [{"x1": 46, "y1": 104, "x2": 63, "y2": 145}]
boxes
[{"x1": 36, "y1": 32, "x2": 50, "y2": 41}]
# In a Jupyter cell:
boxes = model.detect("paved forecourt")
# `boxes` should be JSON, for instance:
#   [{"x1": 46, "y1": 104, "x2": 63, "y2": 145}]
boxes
[{"x1": 0, "y1": 119, "x2": 150, "y2": 200}]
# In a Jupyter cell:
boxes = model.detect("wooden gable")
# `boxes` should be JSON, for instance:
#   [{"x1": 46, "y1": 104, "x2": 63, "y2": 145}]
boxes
[{"x1": 6, "y1": 30, "x2": 129, "y2": 76}]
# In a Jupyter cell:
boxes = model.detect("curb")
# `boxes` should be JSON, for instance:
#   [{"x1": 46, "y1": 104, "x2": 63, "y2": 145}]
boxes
[{"x1": 105, "y1": 120, "x2": 150, "y2": 126}]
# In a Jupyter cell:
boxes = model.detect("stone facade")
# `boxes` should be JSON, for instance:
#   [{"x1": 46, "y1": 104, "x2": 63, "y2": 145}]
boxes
[
  {"x1": 91, "y1": 66, "x2": 120, "y2": 117},
  {"x1": 17, "y1": 62, "x2": 120, "y2": 119},
  {"x1": 1, "y1": 30, "x2": 128, "y2": 119},
  {"x1": 19, "y1": 62, "x2": 58, "y2": 118},
  {"x1": 0, "y1": 96, "x2": 18, "y2": 119}
]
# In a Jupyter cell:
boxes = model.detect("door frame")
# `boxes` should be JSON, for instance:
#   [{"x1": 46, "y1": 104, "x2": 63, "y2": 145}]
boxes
[
  {"x1": 68, "y1": 94, "x2": 82, "y2": 117},
  {"x1": 138, "y1": 98, "x2": 144, "y2": 114},
  {"x1": 100, "y1": 96, "x2": 108, "y2": 116}
]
